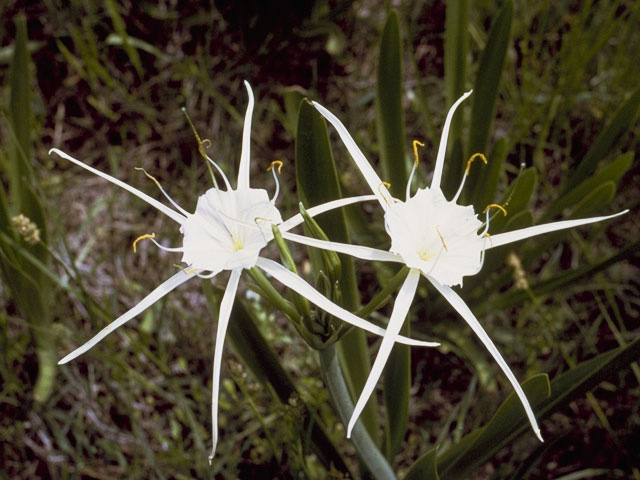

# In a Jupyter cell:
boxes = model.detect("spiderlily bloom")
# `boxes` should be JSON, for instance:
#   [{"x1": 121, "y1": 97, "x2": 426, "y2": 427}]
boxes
[
  {"x1": 51, "y1": 82, "x2": 439, "y2": 462},
  {"x1": 306, "y1": 91, "x2": 628, "y2": 441}
]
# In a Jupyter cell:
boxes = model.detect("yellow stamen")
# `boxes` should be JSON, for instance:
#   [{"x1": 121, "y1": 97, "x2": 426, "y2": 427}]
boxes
[
  {"x1": 412, "y1": 140, "x2": 425, "y2": 166},
  {"x1": 267, "y1": 160, "x2": 284, "y2": 174},
  {"x1": 465, "y1": 153, "x2": 488, "y2": 175},
  {"x1": 182, "y1": 107, "x2": 211, "y2": 160},
  {"x1": 132, "y1": 233, "x2": 155, "y2": 253},
  {"x1": 378, "y1": 182, "x2": 392, "y2": 206},
  {"x1": 483, "y1": 203, "x2": 507, "y2": 216},
  {"x1": 174, "y1": 264, "x2": 198, "y2": 274},
  {"x1": 482, "y1": 231, "x2": 494, "y2": 247},
  {"x1": 134, "y1": 167, "x2": 164, "y2": 191},
  {"x1": 436, "y1": 225, "x2": 448, "y2": 251}
]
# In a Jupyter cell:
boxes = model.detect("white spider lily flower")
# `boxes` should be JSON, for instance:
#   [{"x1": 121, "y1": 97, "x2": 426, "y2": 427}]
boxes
[
  {"x1": 311, "y1": 92, "x2": 628, "y2": 442},
  {"x1": 50, "y1": 81, "x2": 438, "y2": 462}
]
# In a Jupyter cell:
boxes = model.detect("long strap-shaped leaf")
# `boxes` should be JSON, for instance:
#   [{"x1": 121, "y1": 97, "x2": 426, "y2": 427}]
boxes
[
  {"x1": 376, "y1": 9, "x2": 406, "y2": 199},
  {"x1": 405, "y1": 337, "x2": 640, "y2": 479},
  {"x1": 8, "y1": 16, "x2": 55, "y2": 402},
  {"x1": 563, "y1": 84, "x2": 640, "y2": 192},
  {"x1": 466, "y1": 0, "x2": 513, "y2": 173},
  {"x1": 376, "y1": 10, "x2": 413, "y2": 459}
]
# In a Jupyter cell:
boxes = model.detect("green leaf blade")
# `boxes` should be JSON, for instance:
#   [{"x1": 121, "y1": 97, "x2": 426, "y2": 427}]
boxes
[
  {"x1": 431, "y1": 338, "x2": 640, "y2": 479},
  {"x1": 377, "y1": 10, "x2": 412, "y2": 458},
  {"x1": 464, "y1": 0, "x2": 513, "y2": 203},
  {"x1": 376, "y1": 9, "x2": 407, "y2": 199},
  {"x1": 545, "y1": 152, "x2": 633, "y2": 220},
  {"x1": 442, "y1": 0, "x2": 469, "y2": 195},
  {"x1": 564, "y1": 85, "x2": 640, "y2": 192}
]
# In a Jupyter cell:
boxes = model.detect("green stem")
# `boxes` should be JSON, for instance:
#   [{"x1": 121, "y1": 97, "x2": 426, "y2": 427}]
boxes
[
  {"x1": 248, "y1": 267, "x2": 299, "y2": 320},
  {"x1": 319, "y1": 344, "x2": 396, "y2": 480}
]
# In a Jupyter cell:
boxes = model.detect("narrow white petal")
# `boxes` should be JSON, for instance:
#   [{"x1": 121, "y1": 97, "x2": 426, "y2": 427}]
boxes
[
  {"x1": 311, "y1": 101, "x2": 393, "y2": 209},
  {"x1": 58, "y1": 270, "x2": 196, "y2": 364},
  {"x1": 425, "y1": 275, "x2": 543, "y2": 442},
  {"x1": 256, "y1": 257, "x2": 439, "y2": 348},
  {"x1": 282, "y1": 231, "x2": 402, "y2": 264},
  {"x1": 237, "y1": 81, "x2": 255, "y2": 190},
  {"x1": 431, "y1": 90, "x2": 473, "y2": 191},
  {"x1": 209, "y1": 268, "x2": 241, "y2": 463},
  {"x1": 49, "y1": 149, "x2": 187, "y2": 225},
  {"x1": 279, "y1": 195, "x2": 378, "y2": 232},
  {"x1": 347, "y1": 269, "x2": 420, "y2": 437},
  {"x1": 487, "y1": 210, "x2": 629, "y2": 249}
]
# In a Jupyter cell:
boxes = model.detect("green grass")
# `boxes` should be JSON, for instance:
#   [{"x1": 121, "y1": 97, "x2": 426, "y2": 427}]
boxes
[{"x1": 0, "y1": 1, "x2": 638, "y2": 478}]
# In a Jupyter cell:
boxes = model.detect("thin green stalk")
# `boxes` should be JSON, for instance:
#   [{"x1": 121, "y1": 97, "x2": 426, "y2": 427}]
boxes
[
  {"x1": 247, "y1": 267, "x2": 299, "y2": 321},
  {"x1": 319, "y1": 344, "x2": 396, "y2": 480}
]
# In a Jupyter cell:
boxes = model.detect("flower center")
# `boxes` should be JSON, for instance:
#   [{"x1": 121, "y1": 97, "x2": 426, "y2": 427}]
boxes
[
  {"x1": 385, "y1": 187, "x2": 484, "y2": 287},
  {"x1": 232, "y1": 236, "x2": 244, "y2": 251},
  {"x1": 417, "y1": 246, "x2": 436, "y2": 262},
  {"x1": 181, "y1": 187, "x2": 283, "y2": 271}
]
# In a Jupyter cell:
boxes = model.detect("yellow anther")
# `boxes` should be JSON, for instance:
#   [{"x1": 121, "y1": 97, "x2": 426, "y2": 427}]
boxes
[
  {"x1": 186, "y1": 268, "x2": 198, "y2": 274},
  {"x1": 412, "y1": 140, "x2": 425, "y2": 166},
  {"x1": 254, "y1": 216, "x2": 271, "y2": 224},
  {"x1": 381, "y1": 181, "x2": 391, "y2": 188},
  {"x1": 201, "y1": 138, "x2": 212, "y2": 149},
  {"x1": 465, "y1": 153, "x2": 488, "y2": 175},
  {"x1": 436, "y1": 225, "x2": 448, "y2": 251},
  {"x1": 482, "y1": 231, "x2": 494, "y2": 246},
  {"x1": 483, "y1": 203, "x2": 507, "y2": 216},
  {"x1": 132, "y1": 233, "x2": 155, "y2": 253},
  {"x1": 267, "y1": 160, "x2": 284, "y2": 174}
]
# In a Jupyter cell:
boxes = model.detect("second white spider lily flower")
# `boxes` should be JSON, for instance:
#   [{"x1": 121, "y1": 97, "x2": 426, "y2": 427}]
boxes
[
  {"x1": 311, "y1": 93, "x2": 628, "y2": 442},
  {"x1": 51, "y1": 81, "x2": 438, "y2": 462}
]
